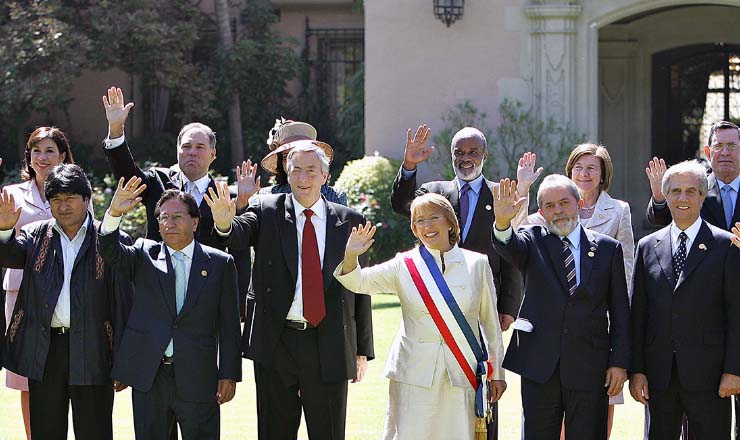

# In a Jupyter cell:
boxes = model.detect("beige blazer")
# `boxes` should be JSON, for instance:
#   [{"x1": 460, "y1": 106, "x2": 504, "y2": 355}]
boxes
[
  {"x1": 526, "y1": 191, "x2": 635, "y2": 286},
  {"x1": 334, "y1": 245, "x2": 504, "y2": 388},
  {"x1": 2, "y1": 180, "x2": 52, "y2": 291}
]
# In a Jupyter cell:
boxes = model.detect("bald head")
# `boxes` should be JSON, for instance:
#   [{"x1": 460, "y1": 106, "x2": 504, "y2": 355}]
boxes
[{"x1": 451, "y1": 127, "x2": 487, "y2": 150}]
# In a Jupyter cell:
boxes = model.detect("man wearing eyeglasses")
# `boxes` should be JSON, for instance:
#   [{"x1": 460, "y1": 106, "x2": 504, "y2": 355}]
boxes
[
  {"x1": 647, "y1": 120, "x2": 740, "y2": 231},
  {"x1": 98, "y1": 182, "x2": 241, "y2": 440}
]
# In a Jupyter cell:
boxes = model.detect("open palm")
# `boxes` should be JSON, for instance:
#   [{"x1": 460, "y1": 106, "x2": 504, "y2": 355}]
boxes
[
  {"x1": 403, "y1": 125, "x2": 435, "y2": 169},
  {"x1": 345, "y1": 221, "x2": 377, "y2": 258},
  {"x1": 0, "y1": 189, "x2": 21, "y2": 231},
  {"x1": 492, "y1": 179, "x2": 526, "y2": 230},
  {"x1": 204, "y1": 181, "x2": 236, "y2": 232},
  {"x1": 110, "y1": 177, "x2": 146, "y2": 217},
  {"x1": 102, "y1": 87, "x2": 134, "y2": 138}
]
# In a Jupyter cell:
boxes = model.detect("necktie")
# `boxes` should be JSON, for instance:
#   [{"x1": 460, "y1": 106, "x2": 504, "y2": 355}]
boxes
[
  {"x1": 672, "y1": 232, "x2": 688, "y2": 282},
  {"x1": 459, "y1": 183, "x2": 471, "y2": 240},
  {"x1": 302, "y1": 209, "x2": 325, "y2": 326},
  {"x1": 562, "y1": 238, "x2": 577, "y2": 295},
  {"x1": 165, "y1": 251, "x2": 187, "y2": 357},
  {"x1": 722, "y1": 185, "x2": 735, "y2": 229}
]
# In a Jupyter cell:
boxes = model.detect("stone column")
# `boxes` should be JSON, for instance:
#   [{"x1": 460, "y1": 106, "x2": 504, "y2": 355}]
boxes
[{"x1": 524, "y1": 2, "x2": 583, "y2": 125}]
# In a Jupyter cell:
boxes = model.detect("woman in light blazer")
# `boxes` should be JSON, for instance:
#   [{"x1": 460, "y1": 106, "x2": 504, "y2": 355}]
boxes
[
  {"x1": 2, "y1": 127, "x2": 75, "y2": 440},
  {"x1": 335, "y1": 193, "x2": 506, "y2": 440},
  {"x1": 526, "y1": 143, "x2": 634, "y2": 439}
]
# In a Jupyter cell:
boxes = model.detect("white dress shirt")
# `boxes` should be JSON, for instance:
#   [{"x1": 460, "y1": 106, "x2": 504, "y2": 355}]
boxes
[
  {"x1": 181, "y1": 174, "x2": 210, "y2": 207},
  {"x1": 670, "y1": 217, "x2": 703, "y2": 256},
  {"x1": 0, "y1": 214, "x2": 92, "y2": 328},
  {"x1": 287, "y1": 195, "x2": 327, "y2": 322}
]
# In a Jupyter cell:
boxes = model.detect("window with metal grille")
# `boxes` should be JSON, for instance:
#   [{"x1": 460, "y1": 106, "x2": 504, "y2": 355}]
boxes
[{"x1": 303, "y1": 20, "x2": 364, "y2": 118}]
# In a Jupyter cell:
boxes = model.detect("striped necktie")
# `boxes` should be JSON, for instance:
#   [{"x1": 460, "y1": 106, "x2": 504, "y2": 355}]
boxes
[{"x1": 562, "y1": 238, "x2": 577, "y2": 295}]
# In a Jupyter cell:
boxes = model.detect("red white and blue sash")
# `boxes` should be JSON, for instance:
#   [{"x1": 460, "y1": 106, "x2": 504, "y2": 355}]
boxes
[{"x1": 403, "y1": 245, "x2": 493, "y2": 418}]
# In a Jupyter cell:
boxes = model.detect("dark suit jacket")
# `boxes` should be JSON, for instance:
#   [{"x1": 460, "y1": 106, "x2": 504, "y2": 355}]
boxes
[
  {"x1": 494, "y1": 225, "x2": 631, "y2": 390},
  {"x1": 390, "y1": 167, "x2": 523, "y2": 316},
  {"x1": 98, "y1": 231, "x2": 241, "y2": 402},
  {"x1": 647, "y1": 172, "x2": 740, "y2": 230},
  {"x1": 0, "y1": 219, "x2": 133, "y2": 385},
  {"x1": 104, "y1": 141, "x2": 252, "y2": 317},
  {"x1": 217, "y1": 194, "x2": 374, "y2": 382},
  {"x1": 631, "y1": 221, "x2": 740, "y2": 390}
]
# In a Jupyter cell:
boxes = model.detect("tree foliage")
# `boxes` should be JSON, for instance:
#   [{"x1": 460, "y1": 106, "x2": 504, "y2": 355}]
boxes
[
  {"x1": 0, "y1": 0, "x2": 302, "y2": 180},
  {"x1": 0, "y1": 1, "x2": 90, "y2": 152}
]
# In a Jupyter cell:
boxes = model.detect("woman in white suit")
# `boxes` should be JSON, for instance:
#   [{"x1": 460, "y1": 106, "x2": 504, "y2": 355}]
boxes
[
  {"x1": 1, "y1": 127, "x2": 75, "y2": 440},
  {"x1": 527, "y1": 143, "x2": 634, "y2": 439},
  {"x1": 335, "y1": 193, "x2": 506, "y2": 440}
]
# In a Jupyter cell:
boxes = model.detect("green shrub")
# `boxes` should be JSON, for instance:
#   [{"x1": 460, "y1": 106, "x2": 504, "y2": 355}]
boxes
[{"x1": 335, "y1": 155, "x2": 415, "y2": 264}]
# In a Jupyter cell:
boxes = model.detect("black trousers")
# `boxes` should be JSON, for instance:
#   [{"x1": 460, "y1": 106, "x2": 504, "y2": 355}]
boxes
[
  {"x1": 255, "y1": 326, "x2": 349, "y2": 440},
  {"x1": 28, "y1": 332, "x2": 114, "y2": 440},
  {"x1": 647, "y1": 358, "x2": 730, "y2": 440},
  {"x1": 132, "y1": 364, "x2": 220, "y2": 440},
  {"x1": 521, "y1": 365, "x2": 608, "y2": 440}
]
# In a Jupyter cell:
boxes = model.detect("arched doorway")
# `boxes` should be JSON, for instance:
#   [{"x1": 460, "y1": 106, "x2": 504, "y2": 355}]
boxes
[
  {"x1": 652, "y1": 43, "x2": 740, "y2": 165},
  {"x1": 591, "y1": 3, "x2": 740, "y2": 235}
]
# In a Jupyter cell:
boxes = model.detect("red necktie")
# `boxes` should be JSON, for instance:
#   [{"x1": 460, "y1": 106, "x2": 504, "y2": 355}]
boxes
[{"x1": 302, "y1": 209, "x2": 325, "y2": 326}]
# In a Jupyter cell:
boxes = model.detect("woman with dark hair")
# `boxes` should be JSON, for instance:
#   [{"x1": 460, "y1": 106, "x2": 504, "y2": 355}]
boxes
[{"x1": 1, "y1": 126, "x2": 74, "y2": 440}]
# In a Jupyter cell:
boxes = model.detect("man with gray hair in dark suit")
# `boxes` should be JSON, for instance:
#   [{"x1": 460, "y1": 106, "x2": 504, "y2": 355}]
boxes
[{"x1": 632, "y1": 160, "x2": 740, "y2": 439}]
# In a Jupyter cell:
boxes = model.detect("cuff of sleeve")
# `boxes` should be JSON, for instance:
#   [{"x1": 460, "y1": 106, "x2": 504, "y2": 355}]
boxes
[
  {"x1": 651, "y1": 197, "x2": 667, "y2": 207},
  {"x1": 400, "y1": 167, "x2": 417, "y2": 179},
  {"x1": 0, "y1": 228, "x2": 13, "y2": 242},
  {"x1": 104, "y1": 133, "x2": 126, "y2": 149},
  {"x1": 101, "y1": 211, "x2": 123, "y2": 234},
  {"x1": 333, "y1": 260, "x2": 361, "y2": 284},
  {"x1": 216, "y1": 224, "x2": 232, "y2": 237},
  {"x1": 493, "y1": 367, "x2": 505, "y2": 381},
  {"x1": 493, "y1": 225, "x2": 513, "y2": 244}
]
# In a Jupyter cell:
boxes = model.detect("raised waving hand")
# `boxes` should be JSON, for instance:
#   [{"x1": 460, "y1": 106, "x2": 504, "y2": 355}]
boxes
[
  {"x1": 235, "y1": 160, "x2": 261, "y2": 211},
  {"x1": 109, "y1": 177, "x2": 147, "y2": 217},
  {"x1": 204, "y1": 181, "x2": 237, "y2": 233},
  {"x1": 0, "y1": 189, "x2": 22, "y2": 231},
  {"x1": 102, "y1": 87, "x2": 135, "y2": 140},
  {"x1": 402, "y1": 125, "x2": 435, "y2": 171}
]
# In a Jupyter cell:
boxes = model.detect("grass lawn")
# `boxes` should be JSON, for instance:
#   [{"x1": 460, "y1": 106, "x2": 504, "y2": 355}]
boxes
[{"x1": 0, "y1": 293, "x2": 650, "y2": 439}]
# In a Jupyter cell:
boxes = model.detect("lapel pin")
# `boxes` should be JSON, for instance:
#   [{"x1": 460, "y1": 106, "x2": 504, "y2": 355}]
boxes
[
  {"x1": 698, "y1": 243, "x2": 707, "y2": 250},
  {"x1": 201, "y1": 270, "x2": 208, "y2": 277},
  {"x1": 485, "y1": 205, "x2": 492, "y2": 211},
  {"x1": 588, "y1": 251, "x2": 595, "y2": 257}
]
